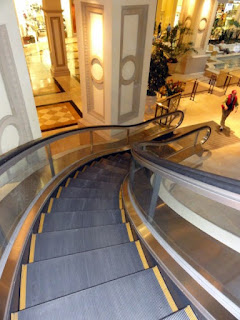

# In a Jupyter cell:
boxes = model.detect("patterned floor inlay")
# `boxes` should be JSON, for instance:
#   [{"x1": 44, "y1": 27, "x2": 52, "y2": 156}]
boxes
[{"x1": 37, "y1": 101, "x2": 82, "y2": 132}]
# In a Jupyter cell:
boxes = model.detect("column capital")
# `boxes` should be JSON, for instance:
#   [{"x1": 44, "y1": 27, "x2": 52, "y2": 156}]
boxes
[{"x1": 41, "y1": 8, "x2": 64, "y2": 14}]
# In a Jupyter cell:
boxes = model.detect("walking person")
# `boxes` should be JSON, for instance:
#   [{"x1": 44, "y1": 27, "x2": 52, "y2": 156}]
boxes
[
  {"x1": 166, "y1": 23, "x2": 171, "y2": 40},
  {"x1": 220, "y1": 89, "x2": 238, "y2": 131},
  {"x1": 157, "y1": 22, "x2": 162, "y2": 38}
]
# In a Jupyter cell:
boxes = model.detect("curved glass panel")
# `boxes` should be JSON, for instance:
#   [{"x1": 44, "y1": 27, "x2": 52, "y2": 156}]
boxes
[
  {"x1": 129, "y1": 132, "x2": 240, "y2": 312},
  {"x1": 0, "y1": 112, "x2": 184, "y2": 263}
]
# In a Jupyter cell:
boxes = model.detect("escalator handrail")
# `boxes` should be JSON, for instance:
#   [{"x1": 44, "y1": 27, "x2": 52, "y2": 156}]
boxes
[
  {"x1": 132, "y1": 126, "x2": 240, "y2": 201},
  {"x1": 138, "y1": 125, "x2": 212, "y2": 146},
  {"x1": 0, "y1": 111, "x2": 184, "y2": 174}
]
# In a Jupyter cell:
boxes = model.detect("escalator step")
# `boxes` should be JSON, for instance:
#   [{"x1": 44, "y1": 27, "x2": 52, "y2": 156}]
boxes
[
  {"x1": 14, "y1": 268, "x2": 176, "y2": 320},
  {"x1": 22, "y1": 242, "x2": 146, "y2": 308},
  {"x1": 75, "y1": 172, "x2": 124, "y2": 182},
  {"x1": 68, "y1": 178, "x2": 121, "y2": 189},
  {"x1": 58, "y1": 187, "x2": 119, "y2": 199},
  {"x1": 31, "y1": 223, "x2": 132, "y2": 262},
  {"x1": 39, "y1": 209, "x2": 122, "y2": 232},
  {"x1": 89, "y1": 163, "x2": 128, "y2": 174},
  {"x1": 161, "y1": 306, "x2": 197, "y2": 320},
  {"x1": 100, "y1": 158, "x2": 130, "y2": 169},
  {"x1": 84, "y1": 166, "x2": 126, "y2": 176},
  {"x1": 48, "y1": 197, "x2": 119, "y2": 212}
]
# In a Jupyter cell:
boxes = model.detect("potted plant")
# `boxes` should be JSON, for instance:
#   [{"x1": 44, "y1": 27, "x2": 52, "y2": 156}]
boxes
[
  {"x1": 155, "y1": 24, "x2": 197, "y2": 73},
  {"x1": 159, "y1": 79, "x2": 185, "y2": 97},
  {"x1": 146, "y1": 47, "x2": 169, "y2": 113}
]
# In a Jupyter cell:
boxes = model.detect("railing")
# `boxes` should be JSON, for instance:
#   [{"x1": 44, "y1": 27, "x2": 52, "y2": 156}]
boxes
[
  {"x1": 155, "y1": 93, "x2": 182, "y2": 125},
  {"x1": 128, "y1": 128, "x2": 240, "y2": 319},
  {"x1": 0, "y1": 111, "x2": 184, "y2": 271}
]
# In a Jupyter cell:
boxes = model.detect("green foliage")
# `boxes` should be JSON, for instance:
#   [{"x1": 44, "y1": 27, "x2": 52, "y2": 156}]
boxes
[
  {"x1": 147, "y1": 47, "x2": 169, "y2": 96},
  {"x1": 155, "y1": 24, "x2": 197, "y2": 62}
]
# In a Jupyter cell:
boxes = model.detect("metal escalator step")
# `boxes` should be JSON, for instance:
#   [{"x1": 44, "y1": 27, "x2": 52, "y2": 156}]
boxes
[
  {"x1": 160, "y1": 306, "x2": 197, "y2": 320},
  {"x1": 14, "y1": 268, "x2": 175, "y2": 320},
  {"x1": 22, "y1": 242, "x2": 146, "y2": 308},
  {"x1": 49, "y1": 197, "x2": 119, "y2": 212},
  {"x1": 40, "y1": 209, "x2": 122, "y2": 232},
  {"x1": 68, "y1": 178, "x2": 120, "y2": 189},
  {"x1": 31, "y1": 223, "x2": 131, "y2": 261},
  {"x1": 92, "y1": 163, "x2": 128, "y2": 174},
  {"x1": 100, "y1": 158, "x2": 130, "y2": 169},
  {"x1": 58, "y1": 187, "x2": 119, "y2": 199},
  {"x1": 75, "y1": 172, "x2": 124, "y2": 182},
  {"x1": 84, "y1": 167, "x2": 126, "y2": 176}
]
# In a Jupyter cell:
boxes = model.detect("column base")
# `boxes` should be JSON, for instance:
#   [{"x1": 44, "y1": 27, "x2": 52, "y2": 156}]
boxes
[{"x1": 51, "y1": 66, "x2": 70, "y2": 77}]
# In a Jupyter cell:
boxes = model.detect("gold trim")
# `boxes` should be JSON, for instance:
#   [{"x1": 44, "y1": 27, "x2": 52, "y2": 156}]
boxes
[
  {"x1": 153, "y1": 266, "x2": 178, "y2": 312},
  {"x1": 121, "y1": 209, "x2": 126, "y2": 223},
  {"x1": 47, "y1": 198, "x2": 54, "y2": 213},
  {"x1": 11, "y1": 313, "x2": 18, "y2": 320},
  {"x1": 82, "y1": 165, "x2": 88, "y2": 172},
  {"x1": 119, "y1": 190, "x2": 123, "y2": 209},
  {"x1": 185, "y1": 305, "x2": 198, "y2": 320},
  {"x1": 65, "y1": 178, "x2": 71, "y2": 187},
  {"x1": 126, "y1": 222, "x2": 134, "y2": 242},
  {"x1": 29, "y1": 234, "x2": 36, "y2": 263},
  {"x1": 56, "y1": 186, "x2": 62, "y2": 198},
  {"x1": 135, "y1": 240, "x2": 149, "y2": 269},
  {"x1": 90, "y1": 161, "x2": 95, "y2": 167},
  {"x1": 74, "y1": 171, "x2": 79, "y2": 178},
  {"x1": 38, "y1": 214, "x2": 45, "y2": 233},
  {"x1": 19, "y1": 265, "x2": 27, "y2": 310}
]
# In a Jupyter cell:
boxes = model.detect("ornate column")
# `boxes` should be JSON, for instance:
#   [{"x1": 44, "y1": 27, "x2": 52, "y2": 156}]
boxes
[
  {"x1": 42, "y1": 0, "x2": 70, "y2": 77},
  {"x1": 177, "y1": 0, "x2": 218, "y2": 74},
  {"x1": 0, "y1": 0, "x2": 41, "y2": 154},
  {"x1": 75, "y1": 0, "x2": 157, "y2": 127}
]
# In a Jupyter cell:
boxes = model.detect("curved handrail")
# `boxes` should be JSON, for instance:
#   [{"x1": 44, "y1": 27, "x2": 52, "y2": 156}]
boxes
[
  {"x1": 131, "y1": 125, "x2": 240, "y2": 208},
  {"x1": 0, "y1": 111, "x2": 184, "y2": 174},
  {"x1": 139, "y1": 125, "x2": 212, "y2": 146}
]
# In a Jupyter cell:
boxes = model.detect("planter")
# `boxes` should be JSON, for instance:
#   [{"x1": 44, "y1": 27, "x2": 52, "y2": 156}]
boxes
[
  {"x1": 145, "y1": 95, "x2": 157, "y2": 114},
  {"x1": 167, "y1": 62, "x2": 178, "y2": 75}
]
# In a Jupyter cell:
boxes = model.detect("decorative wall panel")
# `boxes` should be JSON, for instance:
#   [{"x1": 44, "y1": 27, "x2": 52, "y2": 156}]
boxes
[
  {"x1": 81, "y1": 3, "x2": 104, "y2": 121},
  {"x1": 50, "y1": 17, "x2": 65, "y2": 67},
  {"x1": 118, "y1": 5, "x2": 148, "y2": 123},
  {"x1": 0, "y1": 24, "x2": 33, "y2": 154}
]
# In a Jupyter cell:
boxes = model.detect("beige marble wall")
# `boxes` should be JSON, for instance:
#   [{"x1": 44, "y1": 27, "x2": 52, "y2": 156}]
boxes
[{"x1": 0, "y1": 0, "x2": 41, "y2": 154}]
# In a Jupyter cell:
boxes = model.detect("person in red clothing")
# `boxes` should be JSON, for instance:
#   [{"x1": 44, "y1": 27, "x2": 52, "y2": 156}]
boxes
[{"x1": 220, "y1": 90, "x2": 238, "y2": 131}]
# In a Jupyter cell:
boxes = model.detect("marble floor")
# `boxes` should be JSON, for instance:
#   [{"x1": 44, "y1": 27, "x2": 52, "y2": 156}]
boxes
[{"x1": 24, "y1": 37, "x2": 240, "y2": 180}]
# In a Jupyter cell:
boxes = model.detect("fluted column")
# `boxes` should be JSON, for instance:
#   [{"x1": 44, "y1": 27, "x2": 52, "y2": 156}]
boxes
[{"x1": 42, "y1": 0, "x2": 70, "y2": 77}]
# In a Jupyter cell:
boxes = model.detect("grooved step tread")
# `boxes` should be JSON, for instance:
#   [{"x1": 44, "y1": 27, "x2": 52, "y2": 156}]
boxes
[
  {"x1": 14, "y1": 268, "x2": 176, "y2": 320},
  {"x1": 40, "y1": 209, "x2": 122, "y2": 232},
  {"x1": 84, "y1": 167, "x2": 126, "y2": 176},
  {"x1": 23, "y1": 242, "x2": 145, "y2": 308},
  {"x1": 49, "y1": 197, "x2": 119, "y2": 212},
  {"x1": 89, "y1": 163, "x2": 128, "y2": 174},
  {"x1": 75, "y1": 172, "x2": 124, "y2": 182},
  {"x1": 59, "y1": 187, "x2": 119, "y2": 199},
  {"x1": 68, "y1": 178, "x2": 121, "y2": 189},
  {"x1": 100, "y1": 158, "x2": 130, "y2": 169},
  {"x1": 32, "y1": 224, "x2": 131, "y2": 262},
  {"x1": 161, "y1": 306, "x2": 197, "y2": 320}
]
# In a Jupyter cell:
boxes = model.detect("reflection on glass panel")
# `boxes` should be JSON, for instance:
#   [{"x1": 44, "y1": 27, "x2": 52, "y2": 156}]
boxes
[
  {"x1": 0, "y1": 147, "x2": 50, "y2": 259},
  {"x1": 130, "y1": 156, "x2": 240, "y2": 308}
]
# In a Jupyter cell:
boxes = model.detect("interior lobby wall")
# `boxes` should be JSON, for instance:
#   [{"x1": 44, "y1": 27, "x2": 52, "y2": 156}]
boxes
[{"x1": 0, "y1": 0, "x2": 41, "y2": 155}]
